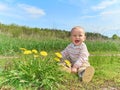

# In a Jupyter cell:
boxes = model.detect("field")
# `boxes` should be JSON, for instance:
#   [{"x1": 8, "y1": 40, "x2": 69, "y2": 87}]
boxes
[{"x1": 0, "y1": 33, "x2": 120, "y2": 90}]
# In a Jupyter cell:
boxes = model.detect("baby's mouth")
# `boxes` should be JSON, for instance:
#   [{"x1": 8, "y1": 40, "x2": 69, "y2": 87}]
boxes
[{"x1": 75, "y1": 40, "x2": 80, "y2": 43}]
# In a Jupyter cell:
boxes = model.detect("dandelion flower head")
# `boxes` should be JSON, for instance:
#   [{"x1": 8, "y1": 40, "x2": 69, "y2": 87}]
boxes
[
  {"x1": 55, "y1": 52, "x2": 62, "y2": 58},
  {"x1": 40, "y1": 51, "x2": 48, "y2": 57},
  {"x1": 32, "y1": 49, "x2": 38, "y2": 54},
  {"x1": 65, "y1": 60, "x2": 71, "y2": 67},
  {"x1": 54, "y1": 57, "x2": 60, "y2": 62},
  {"x1": 23, "y1": 50, "x2": 32, "y2": 55}
]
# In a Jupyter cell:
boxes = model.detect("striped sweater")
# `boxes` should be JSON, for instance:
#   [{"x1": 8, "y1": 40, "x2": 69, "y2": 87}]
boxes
[{"x1": 61, "y1": 42, "x2": 89, "y2": 68}]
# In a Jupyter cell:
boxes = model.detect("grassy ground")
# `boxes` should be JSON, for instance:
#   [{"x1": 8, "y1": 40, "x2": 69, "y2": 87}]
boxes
[
  {"x1": 0, "y1": 34, "x2": 120, "y2": 90},
  {"x1": 0, "y1": 53, "x2": 120, "y2": 90}
]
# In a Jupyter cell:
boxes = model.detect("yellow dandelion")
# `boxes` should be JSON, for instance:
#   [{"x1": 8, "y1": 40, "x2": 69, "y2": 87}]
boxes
[
  {"x1": 40, "y1": 51, "x2": 48, "y2": 57},
  {"x1": 65, "y1": 60, "x2": 71, "y2": 68},
  {"x1": 54, "y1": 57, "x2": 60, "y2": 62},
  {"x1": 20, "y1": 48, "x2": 27, "y2": 51},
  {"x1": 32, "y1": 49, "x2": 38, "y2": 54},
  {"x1": 55, "y1": 52, "x2": 62, "y2": 58},
  {"x1": 23, "y1": 50, "x2": 32, "y2": 55}
]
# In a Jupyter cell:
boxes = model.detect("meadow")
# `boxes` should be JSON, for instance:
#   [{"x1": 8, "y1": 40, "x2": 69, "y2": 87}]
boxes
[{"x1": 0, "y1": 24, "x2": 120, "y2": 90}]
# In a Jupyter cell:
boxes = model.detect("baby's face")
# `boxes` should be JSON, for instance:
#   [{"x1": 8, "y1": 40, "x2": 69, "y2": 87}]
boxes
[{"x1": 71, "y1": 28, "x2": 86, "y2": 46}]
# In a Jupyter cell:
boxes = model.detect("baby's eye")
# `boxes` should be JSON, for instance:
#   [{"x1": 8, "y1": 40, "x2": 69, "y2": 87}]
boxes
[
  {"x1": 73, "y1": 35, "x2": 77, "y2": 37},
  {"x1": 79, "y1": 35, "x2": 83, "y2": 37}
]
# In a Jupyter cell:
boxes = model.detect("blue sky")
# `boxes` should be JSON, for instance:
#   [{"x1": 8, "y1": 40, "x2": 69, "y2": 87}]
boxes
[{"x1": 0, "y1": 0, "x2": 120, "y2": 37}]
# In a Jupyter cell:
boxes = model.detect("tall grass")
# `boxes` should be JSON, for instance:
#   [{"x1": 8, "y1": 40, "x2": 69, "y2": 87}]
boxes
[
  {"x1": 86, "y1": 40, "x2": 120, "y2": 52},
  {"x1": 0, "y1": 34, "x2": 120, "y2": 55},
  {"x1": 0, "y1": 34, "x2": 69, "y2": 55}
]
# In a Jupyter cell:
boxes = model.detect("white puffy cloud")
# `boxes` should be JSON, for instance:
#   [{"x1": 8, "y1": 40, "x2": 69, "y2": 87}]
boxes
[
  {"x1": 92, "y1": 0, "x2": 117, "y2": 10},
  {"x1": 0, "y1": 2, "x2": 45, "y2": 19},
  {"x1": 18, "y1": 4, "x2": 45, "y2": 18},
  {"x1": 100, "y1": 10, "x2": 120, "y2": 16}
]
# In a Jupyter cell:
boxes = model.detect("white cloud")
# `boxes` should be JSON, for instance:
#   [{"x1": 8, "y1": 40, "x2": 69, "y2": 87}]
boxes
[
  {"x1": 100, "y1": 10, "x2": 120, "y2": 16},
  {"x1": 81, "y1": 15, "x2": 98, "y2": 19},
  {"x1": 92, "y1": 0, "x2": 117, "y2": 10},
  {"x1": 18, "y1": 4, "x2": 45, "y2": 18},
  {"x1": 0, "y1": 3, "x2": 9, "y2": 11},
  {"x1": 0, "y1": 2, "x2": 45, "y2": 19}
]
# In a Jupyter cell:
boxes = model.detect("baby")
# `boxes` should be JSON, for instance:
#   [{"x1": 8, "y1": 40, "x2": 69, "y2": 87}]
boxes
[{"x1": 61, "y1": 26, "x2": 94, "y2": 82}]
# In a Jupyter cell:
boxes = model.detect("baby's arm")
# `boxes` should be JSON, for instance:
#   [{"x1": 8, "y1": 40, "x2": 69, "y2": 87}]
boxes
[
  {"x1": 71, "y1": 60, "x2": 82, "y2": 73},
  {"x1": 61, "y1": 46, "x2": 69, "y2": 61}
]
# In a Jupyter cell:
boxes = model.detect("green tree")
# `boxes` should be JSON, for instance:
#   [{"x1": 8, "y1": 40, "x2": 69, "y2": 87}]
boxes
[{"x1": 112, "y1": 34, "x2": 119, "y2": 40}]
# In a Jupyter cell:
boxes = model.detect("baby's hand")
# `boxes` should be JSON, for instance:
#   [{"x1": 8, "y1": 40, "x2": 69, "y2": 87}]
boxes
[{"x1": 71, "y1": 67, "x2": 77, "y2": 73}]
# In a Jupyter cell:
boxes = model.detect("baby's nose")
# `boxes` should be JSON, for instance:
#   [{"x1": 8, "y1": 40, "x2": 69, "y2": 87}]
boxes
[{"x1": 76, "y1": 36, "x2": 80, "y2": 38}]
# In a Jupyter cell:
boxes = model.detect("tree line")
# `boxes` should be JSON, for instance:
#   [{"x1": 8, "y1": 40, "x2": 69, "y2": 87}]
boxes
[{"x1": 0, "y1": 23, "x2": 116, "y2": 40}]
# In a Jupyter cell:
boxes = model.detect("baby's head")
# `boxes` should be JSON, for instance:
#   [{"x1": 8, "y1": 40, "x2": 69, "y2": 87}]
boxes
[{"x1": 70, "y1": 26, "x2": 86, "y2": 46}]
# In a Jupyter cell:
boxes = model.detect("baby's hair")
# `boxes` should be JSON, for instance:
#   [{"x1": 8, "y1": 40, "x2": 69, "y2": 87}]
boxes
[{"x1": 71, "y1": 26, "x2": 85, "y2": 34}]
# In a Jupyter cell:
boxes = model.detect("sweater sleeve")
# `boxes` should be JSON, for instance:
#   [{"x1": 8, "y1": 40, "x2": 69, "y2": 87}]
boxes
[{"x1": 61, "y1": 47, "x2": 69, "y2": 60}]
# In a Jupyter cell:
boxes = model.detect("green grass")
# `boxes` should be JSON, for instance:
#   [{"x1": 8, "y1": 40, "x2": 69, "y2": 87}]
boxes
[
  {"x1": 0, "y1": 34, "x2": 69, "y2": 55},
  {"x1": 90, "y1": 56, "x2": 120, "y2": 80},
  {"x1": 59, "y1": 56, "x2": 120, "y2": 89},
  {"x1": 0, "y1": 34, "x2": 120, "y2": 89},
  {"x1": 0, "y1": 51, "x2": 72, "y2": 90},
  {"x1": 0, "y1": 34, "x2": 120, "y2": 56},
  {"x1": 0, "y1": 54, "x2": 120, "y2": 89},
  {"x1": 86, "y1": 40, "x2": 120, "y2": 52}
]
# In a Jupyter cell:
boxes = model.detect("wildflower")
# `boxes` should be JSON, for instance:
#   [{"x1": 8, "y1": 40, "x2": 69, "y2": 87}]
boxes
[
  {"x1": 23, "y1": 50, "x2": 32, "y2": 55},
  {"x1": 32, "y1": 49, "x2": 38, "y2": 54},
  {"x1": 65, "y1": 60, "x2": 71, "y2": 68},
  {"x1": 20, "y1": 48, "x2": 27, "y2": 51},
  {"x1": 55, "y1": 52, "x2": 62, "y2": 58},
  {"x1": 40, "y1": 51, "x2": 48, "y2": 57},
  {"x1": 34, "y1": 54, "x2": 39, "y2": 58},
  {"x1": 54, "y1": 57, "x2": 60, "y2": 62}
]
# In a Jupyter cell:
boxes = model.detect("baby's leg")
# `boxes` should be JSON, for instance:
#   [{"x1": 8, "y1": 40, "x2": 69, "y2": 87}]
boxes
[
  {"x1": 78, "y1": 62, "x2": 95, "y2": 82},
  {"x1": 78, "y1": 61, "x2": 90, "y2": 77},
  {"x1": 82, "y1": 66, "x2": 95, "y2": 83}
]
